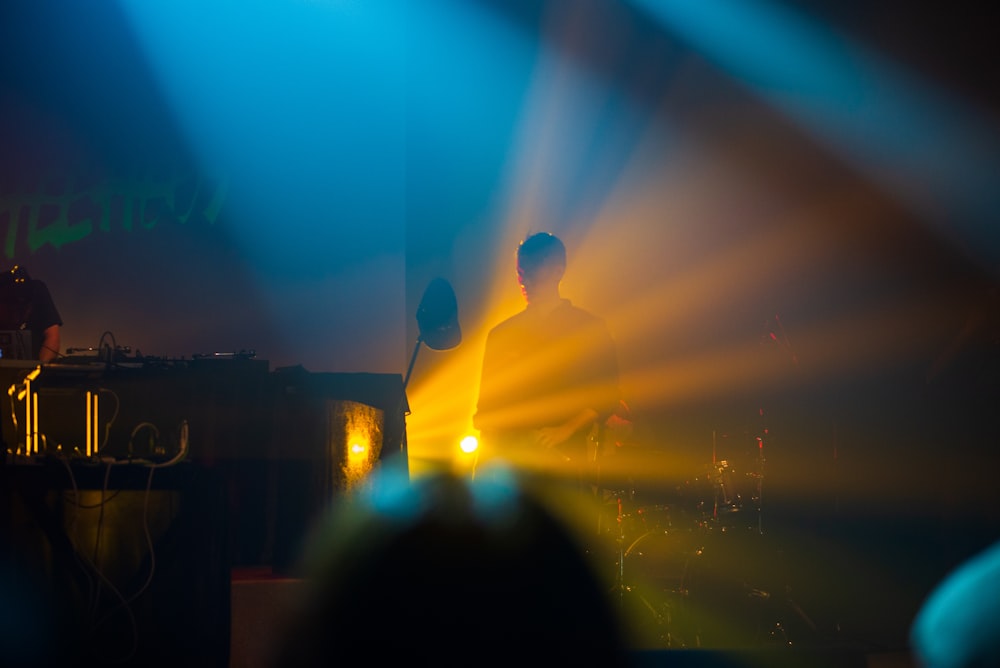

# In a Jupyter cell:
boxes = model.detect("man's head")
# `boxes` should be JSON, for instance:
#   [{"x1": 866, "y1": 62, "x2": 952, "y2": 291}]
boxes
[
  {"x1": 273, "y1": 468, "x2": 630, "y2": 665},
  {"x1": 516, "y1": 232, "x2": 566, "y2": 304}
]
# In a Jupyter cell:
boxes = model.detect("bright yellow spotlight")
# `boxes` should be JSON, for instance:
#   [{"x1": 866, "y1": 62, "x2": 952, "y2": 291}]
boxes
[
  {"x1": 449, "y1": 434, "x2": 481, "y2": 480},
  {"x1": 334, "y1": 400, "x2": 383, "y2": 493},
  {"x1": 347, "y1": 437, "x2": 369, "y2": 469},
  {"x1": 459, "y1": 435, "x2": 479, "y2": 454}
]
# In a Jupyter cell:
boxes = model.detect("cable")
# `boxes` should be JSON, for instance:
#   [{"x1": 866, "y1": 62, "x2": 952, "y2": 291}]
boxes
[
  {"x1": 83, "y1": 457, "x2": 144, "y2": 664},
  {"x1": 126, "y1": 422, "x2": 159, "y2": 461},
  {"x1": 96, "y1": 331, "x2": 117, "y2": 352},
  {"x1": 35, "y1": 418, "x2": 190, "y2": 663},
  {"x1": 63, "y1": 488, "x2": 122, "y2": 508},
  {"x1": 126, "y1": 419, "x2": 189, "y2": 468},
  {"x1": 53, "y1": 456, "x2": 140, "y2": 664},
  {"x1": 56, "y1": 455, "x2": 98, "y2": 630},
  {"x1": 97, "y1": 331, "x2": 118, "y2": 367},
  {"x1": 19, "y1": 416, "x2": 187, "y2": 664},
  {"x1": 91, "y1": 464, "x2": 154, "y2": 665},
  {"x1": 40, "y1": 342, "x2": 65, "y2": 361},
  {"x1": 96, "y1": 388, "x2": 120, "y2": 456},
  {"x1": 91, "y1": 420, "x2": 190, "y2": 662},
  {"x1": 13, "y1": 328, "x2": 30, "y2": 360},
  {"x1": 148, "y1": 419, "x2": 189, "y2": 468},
  {"x1": 89, "y1": 462, "x2": 114, "y2": 615}
]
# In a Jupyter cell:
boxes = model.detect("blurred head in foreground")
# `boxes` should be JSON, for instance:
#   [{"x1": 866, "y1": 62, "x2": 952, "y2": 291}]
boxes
[
  {"x1": 911, "y1": 539, "x2": 1000, "y2": 668},
  {"x1": 271, "y1": 466, "x2": 630, "y2": 666}
]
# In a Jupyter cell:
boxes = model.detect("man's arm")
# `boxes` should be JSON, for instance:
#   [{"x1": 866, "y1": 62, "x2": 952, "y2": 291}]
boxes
[
  {"x1": 536, "y1": 408, "x2": 599, "y2": 449},
  {"x1": 39, "y1": 324, "x2": 60, "y2": 363}
]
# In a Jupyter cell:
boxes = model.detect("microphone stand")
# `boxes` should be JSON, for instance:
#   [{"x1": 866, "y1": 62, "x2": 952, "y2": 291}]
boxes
[{"x1": 402, "y1": 335, "x2": 424, "y2": 391}]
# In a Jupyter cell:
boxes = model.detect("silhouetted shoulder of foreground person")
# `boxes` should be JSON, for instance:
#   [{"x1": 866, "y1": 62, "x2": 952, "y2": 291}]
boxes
[{"x1": 269, "y1": 467, "x2": 632, "y2": 667}]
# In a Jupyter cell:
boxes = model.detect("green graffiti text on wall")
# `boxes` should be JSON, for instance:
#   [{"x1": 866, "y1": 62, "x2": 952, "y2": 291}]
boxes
[{"x1": 0, "y1": 174, "x2": 227, "y2": 259}]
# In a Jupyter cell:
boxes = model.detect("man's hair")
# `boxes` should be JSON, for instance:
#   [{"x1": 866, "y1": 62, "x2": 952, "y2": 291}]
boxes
[{"x1": 516, "y1": 232, "x2": 566, "y2": 276}]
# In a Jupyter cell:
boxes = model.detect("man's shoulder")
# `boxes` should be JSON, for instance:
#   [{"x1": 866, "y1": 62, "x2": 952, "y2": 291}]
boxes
[
  {"x1": 486, "y1": 301, "x2": 608, "y2": 338},
  {"x1": 486, "y1": 310, "x2": 529, "y2": 340},
  {"x1": 555, "y1": 300, "x2": 607, "y2": 327}
]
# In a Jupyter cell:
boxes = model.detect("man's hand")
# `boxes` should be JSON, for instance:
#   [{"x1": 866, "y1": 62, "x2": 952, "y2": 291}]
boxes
[
  {"x1": 534, "y1": 408, "x2": 600, "y2": 450},
  {"x1": 39, "y1": 324, "x2": 60, "y2": 363},
  {"x1": 535, "y1": 423, "x2": 576, "y2": 450}
]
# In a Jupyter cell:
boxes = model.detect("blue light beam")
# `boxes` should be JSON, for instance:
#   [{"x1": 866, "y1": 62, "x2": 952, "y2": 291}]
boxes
[{"x1": 631, "y1": 0, "x2": 1000, "y2": 272}]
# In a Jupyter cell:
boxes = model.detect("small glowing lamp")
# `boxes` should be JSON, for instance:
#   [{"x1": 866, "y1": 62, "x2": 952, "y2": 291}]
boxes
[{"x1": 460, "y1": 435, "x2": 479, "y2": 454}]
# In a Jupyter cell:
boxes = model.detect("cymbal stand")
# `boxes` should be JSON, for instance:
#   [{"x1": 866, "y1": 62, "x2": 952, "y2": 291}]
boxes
[
  {"x1": 591, "y1": 429, "x2": 627, "y2": 610},
  {"x1": 593, "y1": 429, "x2": 682, "y2": 647},
  {"x1": 606, "y1": 484, "x2": 688, "y2": 648},
  {"x1": 711, "y1": 430, "x2": 719, "y2": 522},
  {"x1": 612, "y1": 490, "x2": 626, "y2": 608},
  {"x1": 752, "y1": 409, "x2": 767, "y2": 535}
]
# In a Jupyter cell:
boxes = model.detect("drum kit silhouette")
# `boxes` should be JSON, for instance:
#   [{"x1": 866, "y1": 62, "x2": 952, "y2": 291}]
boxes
[{"x1": 597, "y1": 429, "x2": 815, "y2": 650}]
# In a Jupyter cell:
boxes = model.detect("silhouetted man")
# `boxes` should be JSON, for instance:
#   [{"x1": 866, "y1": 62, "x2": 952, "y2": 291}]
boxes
[
  {"x1": 473, "y1": 232, "x2": 620, "y2": 482},
  {"x1": 0, "y1": 265, "x2": 62, "y2": 362}
]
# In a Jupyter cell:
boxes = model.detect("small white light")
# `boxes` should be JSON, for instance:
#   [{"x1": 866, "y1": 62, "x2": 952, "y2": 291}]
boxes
[{"x1": 459, "y1": 435, "x2": 478, "y2": 454}]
